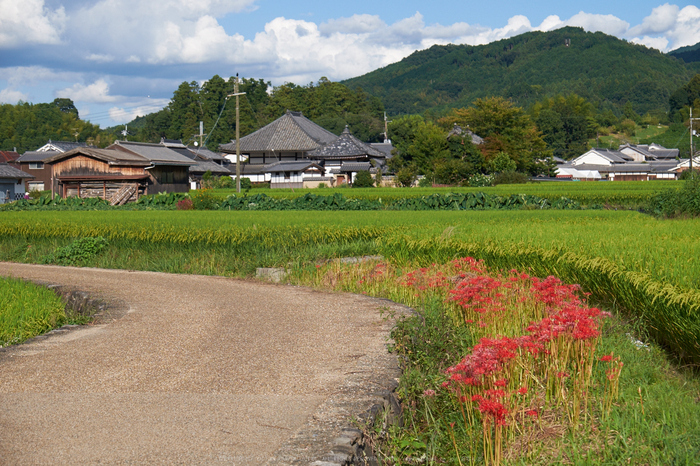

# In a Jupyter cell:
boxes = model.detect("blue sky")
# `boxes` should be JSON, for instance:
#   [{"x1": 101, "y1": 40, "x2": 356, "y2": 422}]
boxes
[{"x1": 1, "y1": 0, "x2": 699, "y2": 129}]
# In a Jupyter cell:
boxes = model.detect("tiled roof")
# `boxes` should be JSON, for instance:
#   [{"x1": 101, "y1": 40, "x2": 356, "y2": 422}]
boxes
[
  {"x1": 220, "y1": 111, "x2": 338, "y2": 153},
  {"x1": 264, "y1": 161, "x2": 324, "y2": 174},
  {"x1": 17, "y1": 151, "x2": 61, "y2": 162},
  {"x1": 189, "y1": 160, "x2": 232, "y2": 175},
  {"x1": 447, "y1": 124, "x2": 484, "y2": 145},
  {"x1": 109, "y1": 141, "x2": 195, "y2": 166},
  {"x1": 0, "y1": 163, "x2": 34, "y2": 179},
  {"x1": 369, "y1": 142, "x2": 394, "y2": 159},
  {"x1": 38, "y1": 141, "x2": 91, "y2": 152},
  {"x1": 309, "y1": 127, "x2": 384, "y2": 160},
  {"x1": 44, "y1": 147, "x2": 151, "y2": 166},
  {"x1": 0, "y1": 151, "x2": 19, "y2": 163},
  {"x1": 339, "y1": 162, "x2": 372, "y2": 172}
]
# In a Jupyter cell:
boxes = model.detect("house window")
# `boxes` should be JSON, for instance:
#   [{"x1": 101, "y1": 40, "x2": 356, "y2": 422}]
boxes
[
  {"x1": 28, "y1": 182, "x2": 44, "y2": 191},
  {"x1": 29, "y1": 162, "x2": 44, "y2": 169},
  {"x1": 284, "y1": 171, "x2": 291, "y2": 179}
]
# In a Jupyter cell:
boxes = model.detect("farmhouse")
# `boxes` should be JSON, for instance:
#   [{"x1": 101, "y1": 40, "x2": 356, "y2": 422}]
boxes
[
  {"x1": 108, "y1": 141, "x2": 195, "y2": 193},
  {"x1": 159, "y1": 139, "x2": 232, "y2": 188},
  {"x1": 220, "y1": 110, "x2": 337, "y2": 165},
  {"x1": 43, "y1": 147, "x2": 152, "y2": 201},
  {"x1": 308, "y1": 126, "x2": 387, "y2": 185},
  {"x1": 558, "y1": 146, "x2": 682, "y2": 181},
  {"x1": 0, "y1": 163, "x2": 33, "y2": 204},
  {"x1": 265, "y1": 161, "x2": 326, "y2": 189}
]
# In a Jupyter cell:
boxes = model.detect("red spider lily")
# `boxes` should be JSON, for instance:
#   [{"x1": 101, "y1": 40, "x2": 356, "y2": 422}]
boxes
[
  {"x1": 494, "y1": 379, "x2": 507, "y2": 387},
  {"x1": 517, "y1": 387, "x2": 528, "y2": 395},
  {"x1": 600, "y1": 354, "x2": 613, "y2": 362}
]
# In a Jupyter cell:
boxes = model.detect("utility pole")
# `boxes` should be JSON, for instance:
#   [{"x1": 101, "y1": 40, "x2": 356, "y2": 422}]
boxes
[
  {"x1": 690, "y1": 107, "x2": 700, "y2": 172},
  {"x1": 198, "y1": 121, "x2": 206, "y2": 148},
  {"x1": 227, "y1": 74, "x2": 246, "y2": 193}
]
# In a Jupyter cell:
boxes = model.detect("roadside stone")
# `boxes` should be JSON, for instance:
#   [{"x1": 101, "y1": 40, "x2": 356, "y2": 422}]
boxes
[{"x1": 256, "y1": 267, "x2": 287, "y2": 283}]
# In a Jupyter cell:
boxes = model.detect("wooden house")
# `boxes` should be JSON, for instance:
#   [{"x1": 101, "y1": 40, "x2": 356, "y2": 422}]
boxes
[
  {"x1": 108, "y1": 141, "x2": 195, "y2": 193},
  {"x1": 43, "y1": 147, "x2": 152, "y2": 201}
]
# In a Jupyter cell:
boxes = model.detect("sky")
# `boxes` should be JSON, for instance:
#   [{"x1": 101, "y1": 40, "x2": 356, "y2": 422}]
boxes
[{"x1": 1, "y1": 0, "x2": 699, "y2": 128}]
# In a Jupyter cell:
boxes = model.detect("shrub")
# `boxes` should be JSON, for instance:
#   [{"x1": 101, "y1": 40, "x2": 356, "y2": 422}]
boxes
[
  {"x1": 395, "y1": 167, "x2": 417, "y2": 187},
  {"x1": 240, "y1": 177, "x2": 252, "y2": 190},
  {"x1": 214, "y1": 175, "x2": 234, "y2": 189},
  {"x1": 190, "y1": 188, "x2": 217, "y2": 210},
  {"x1": 493, "y1": 171, "x2": 529, "y2": 185},
  {"x1": 353, "y1": 170, "x2": 375, "y2": 188},
  {"x1": 650, "y1": 173, "x2": 700, "y2": 217},
  {"x1": 42, "y1": 236, "x2": 109, "y2": 266},
  {"x1": 468, "y1": 173, "x2": 494, "y2": 187}
]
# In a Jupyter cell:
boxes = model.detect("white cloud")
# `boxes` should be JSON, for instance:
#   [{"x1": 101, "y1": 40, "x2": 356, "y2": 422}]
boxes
[
  {"x1": 631, "y1": 36, "x2": 670, "y2": 50},
  {"x1": 565, "y1": 12, "x2": 630, "y2": 36},
  {"x1": 628, "y1": 4, "x2": 680, "y2": 36},
  {"x1": 626, "y1": 4, "x2": 700, "y2": 51},
  {"x1": 0, "y1": 88, "x2": 29, "y2": 104},
  {"x1": 56, "y1": 79, "x2": 117, "y2": 103},
  {"x1": 86, "y1": 53, "x2": 114, "y2": 62},
  {"x1": 0, "y1": 0, "x2": 66, "y2": 47},
  {"x1": 320, "y1": 14, "x2": 385, "y2": 35}
]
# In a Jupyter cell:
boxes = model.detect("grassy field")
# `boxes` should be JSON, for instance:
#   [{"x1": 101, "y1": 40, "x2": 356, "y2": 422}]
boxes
[
  {"x1": 0, "y1": 277, "x2": 66, "y2": 347},
  {"x1": 1, "y1": 209, "x2": 699, "y2": 364}
]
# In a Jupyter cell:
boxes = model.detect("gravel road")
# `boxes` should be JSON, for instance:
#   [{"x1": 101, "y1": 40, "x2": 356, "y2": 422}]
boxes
[{"x1": 0, "y1": 263, "x2": 400, "y2": 465}]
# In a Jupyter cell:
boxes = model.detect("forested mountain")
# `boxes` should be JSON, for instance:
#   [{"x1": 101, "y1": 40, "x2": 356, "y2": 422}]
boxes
[
  {"x1": 669, "y1": 41, "x2": 700, "y2": 64},
  {"x1": 343, "y1": 27, "x2": 694, "y2": 117}
]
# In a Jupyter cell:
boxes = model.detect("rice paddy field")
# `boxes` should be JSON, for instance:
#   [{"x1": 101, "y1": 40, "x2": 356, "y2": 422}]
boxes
[
  {"x1": 215, "y1": 180, "x2": 680, "y2": 208},
  {"x1": 1, "y1": 207, "x2": 699, "y2": 363}
]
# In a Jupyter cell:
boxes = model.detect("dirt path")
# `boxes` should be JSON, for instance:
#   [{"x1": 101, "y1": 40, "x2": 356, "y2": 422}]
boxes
[{"x1": 0, "y1": 263, "x2": 400, "y2": 465}]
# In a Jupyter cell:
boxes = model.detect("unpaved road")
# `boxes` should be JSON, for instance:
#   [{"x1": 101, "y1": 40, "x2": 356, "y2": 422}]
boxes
[{"x1": 0, "y1": 263, "x2": 399, "y2": 465}]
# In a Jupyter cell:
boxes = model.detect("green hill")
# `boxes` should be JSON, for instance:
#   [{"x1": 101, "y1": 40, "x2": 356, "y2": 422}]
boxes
[
  {"x1": 342, "y1": 27, "x2": 694, "y2": 116},
  {"x1": 668, "y1": 41, "x2": 700, "y2": 64}
]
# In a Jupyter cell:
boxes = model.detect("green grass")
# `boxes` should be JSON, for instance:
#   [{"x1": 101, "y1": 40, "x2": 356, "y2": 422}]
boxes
[{"x1": 0, "y1": 277, "x2": 66, "y2": 347}]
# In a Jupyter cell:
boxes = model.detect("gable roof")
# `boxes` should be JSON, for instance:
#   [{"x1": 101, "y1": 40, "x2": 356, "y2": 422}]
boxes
[
  {"x1": 0, "y1": 163, "x2": 34, "y2": 179},
  {"x1": 189, "y1": 159, "x2": 233, "y2": 175},
  {"x1": 43, "y1": 147, "x2": 151, "y2": 166},
  {"x1": 619, "y1": 143, "x2": 679, "y2": 161},
  {"x1": 220, "y1": 110, "x2": 338, "y2": 153},
  {"x1": 17, "y1": 150, "x2": 61, "y2": 162},
  {"x1": 308, "y1": 126, "x2": 384, "y2": 160},
  {"x1": 572, "y1": 148, "x2": 632, "y2": 166},
  {"x1": 108, "y1": 141, "x2": 195, "y2": 166},
  {"x1": 264, "y1": 161, "x2": 325, "y2": 174},
  {"x1": 0, "y1": 151, "x2": 19, "y2": 163},
  {"x1": 37, "y1": 141, "x2": 91, "y2": 152}
]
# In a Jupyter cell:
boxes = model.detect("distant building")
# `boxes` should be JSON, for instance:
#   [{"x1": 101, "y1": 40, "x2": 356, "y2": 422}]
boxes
[
  {"x1": 220, "y1": 110, "x2": 337, "y2": 165},
  {"x1": 0, "y1": 163, "x2": 33, "y2": 203}
]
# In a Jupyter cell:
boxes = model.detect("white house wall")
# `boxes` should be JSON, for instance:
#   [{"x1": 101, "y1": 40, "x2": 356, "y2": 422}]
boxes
[{"x1": 572, "y1": 151, "x2": 612, "y2": 166}]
